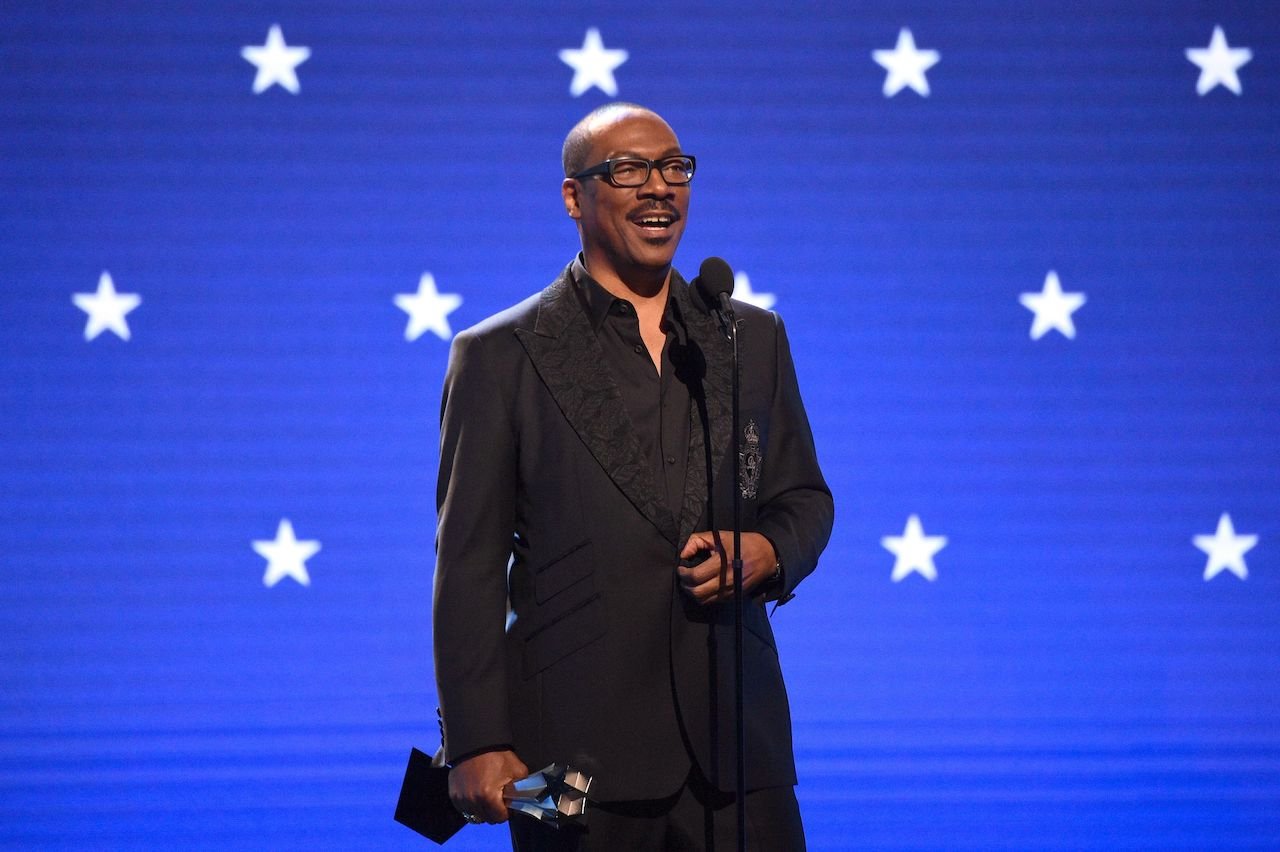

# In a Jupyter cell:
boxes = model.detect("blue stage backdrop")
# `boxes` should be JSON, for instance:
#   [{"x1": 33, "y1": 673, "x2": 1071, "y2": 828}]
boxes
[{"x1": 2, "y1": 2, "x2": 1278, "y2": 849}]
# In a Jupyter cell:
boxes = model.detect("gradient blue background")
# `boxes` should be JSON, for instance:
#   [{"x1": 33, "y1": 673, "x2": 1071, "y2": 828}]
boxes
[{"x1": 2, "y1": 2, "x2": 1278, "y2": 849}]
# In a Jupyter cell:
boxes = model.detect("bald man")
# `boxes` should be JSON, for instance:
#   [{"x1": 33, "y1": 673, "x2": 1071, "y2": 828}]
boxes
[{"x1": 432, "y1": 103, "x2": 832, "y2": 851}]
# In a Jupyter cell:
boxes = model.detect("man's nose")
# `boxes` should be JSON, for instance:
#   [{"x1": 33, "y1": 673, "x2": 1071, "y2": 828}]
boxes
[{"x1": 637, "y1": 165, "x2": 675, "y2": 197}]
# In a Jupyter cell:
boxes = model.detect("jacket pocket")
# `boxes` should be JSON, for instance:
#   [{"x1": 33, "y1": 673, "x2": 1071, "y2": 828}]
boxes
[
  {"x1": 533, "y1": 538, "x2": 593, "y2": 604},
  {"x1": 521, "y1": 592, "x2": 607, "y2": 678}
]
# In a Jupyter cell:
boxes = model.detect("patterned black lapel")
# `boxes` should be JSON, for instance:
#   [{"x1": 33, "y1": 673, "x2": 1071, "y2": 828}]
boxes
[{"x1": 515, "y1": 269, "x2": 679, "y2": 544}]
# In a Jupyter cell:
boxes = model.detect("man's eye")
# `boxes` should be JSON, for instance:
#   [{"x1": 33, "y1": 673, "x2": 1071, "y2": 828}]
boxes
[{"x1": 611, "y1": 161, "x2": 645, "y2": 178}]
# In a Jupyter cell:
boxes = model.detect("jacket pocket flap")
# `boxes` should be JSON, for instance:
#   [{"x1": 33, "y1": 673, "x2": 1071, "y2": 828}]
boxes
[
  {"x1": 533, "y1": 539, "x2": 593, "y2": 604},
  {"x1": 522, "y1": 592, "x2": 606, "y2": 678}
]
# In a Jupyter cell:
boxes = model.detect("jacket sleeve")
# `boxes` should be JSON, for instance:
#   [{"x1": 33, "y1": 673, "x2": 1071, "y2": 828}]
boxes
[
  {"x1": 432, "y1": 329, "x2": 518, "y2": 762},
  {"x1": 753, "y1": 314, "x2": 834, "y2": 603}
]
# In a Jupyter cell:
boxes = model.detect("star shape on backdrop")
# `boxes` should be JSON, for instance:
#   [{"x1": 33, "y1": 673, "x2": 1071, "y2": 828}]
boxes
[
  {"x1": 72, "y1": 271, "x2": 140, "y2": 341},
  {"x1": 732, "y1": 271, "x2": 777, "y2": 311},
  {"x1": 1185, "y1": 25, "x2": 1252, "y2": 96},
  {"x1": 1019, "y1": 270, "x2": 1086, "y2": 340},
  {"x1": 395, "y1": 272, "x2": 463, "y2": 341},
  {"x1": 872, "y1": 28, "x2": 940, "y2": 97},
  {"x1": 882, "y1": 514, "x2": 948, "y2": 582},
  {"x1": 1194, "y1": 512, "x2": 1258, "y2": 581},
  {"x1": 254, "y1": 519, "x2": 320, "y2": 587},
  {"x1": 559, "y1": 27, "x2": 628, "y2": 97},
  {"x1": 241, "y1": 24, "x2": 311, "y2": 94}
]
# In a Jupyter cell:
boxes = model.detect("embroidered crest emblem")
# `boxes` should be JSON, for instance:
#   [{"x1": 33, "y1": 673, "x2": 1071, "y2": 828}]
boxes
[{"x1": 739, "y1": 419, "x2": 762, "y2": 499}]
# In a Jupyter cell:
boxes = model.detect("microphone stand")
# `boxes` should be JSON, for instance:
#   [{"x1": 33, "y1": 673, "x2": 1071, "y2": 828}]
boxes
[{"x1": 717, "y1": 293, "x2": 747, "y2": 852}]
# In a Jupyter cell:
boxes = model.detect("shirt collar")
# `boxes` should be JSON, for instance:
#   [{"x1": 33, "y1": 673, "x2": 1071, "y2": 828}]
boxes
[
  {"x1": 569, "y1": 254, "x2": 618, "y2": 332},
  {"x1": 570, "y1": 253, "x2": 681, "y2": 333}
]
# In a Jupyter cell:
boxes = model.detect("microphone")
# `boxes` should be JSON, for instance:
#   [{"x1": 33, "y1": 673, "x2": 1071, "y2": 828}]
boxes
[
  {"x1": 696, "y1": 256, "x2": 735, "y2": 340},
  {"x1": 696, "y1": 255, "x2": 749, "y2": 846}
]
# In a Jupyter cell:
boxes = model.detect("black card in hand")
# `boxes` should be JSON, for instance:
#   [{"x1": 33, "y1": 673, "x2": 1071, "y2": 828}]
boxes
[{"x1": 394, "y1": 747, "x2": 467, "y2": 844}]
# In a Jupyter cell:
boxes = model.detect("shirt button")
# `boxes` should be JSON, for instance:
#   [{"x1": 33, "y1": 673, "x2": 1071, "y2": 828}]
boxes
[
  {"x1": 633, "y1": 344, "x2": 644, "y2": 355},
  {"x1": 616, "y1": 303, "x2": 631, "y2": 314},
  {"x1": 666, "y1": 456, "x2": 677, "y2": 465}
]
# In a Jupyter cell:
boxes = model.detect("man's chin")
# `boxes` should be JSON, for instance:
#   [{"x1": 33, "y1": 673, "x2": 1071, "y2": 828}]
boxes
[
  {"x1": 633, "y1": 254, "x2": 677, "y2": 277},
  {"x1": 589, "y1": 239, "x2": 681, "y2": 286},
  {"x1": 630, "y1": 236, "x2": 680, "y2": 267}
]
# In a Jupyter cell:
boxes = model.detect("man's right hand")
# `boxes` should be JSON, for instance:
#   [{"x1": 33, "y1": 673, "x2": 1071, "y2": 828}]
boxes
[{"x1": 448, "y1": 749, "x2": 529, "y2": 824}]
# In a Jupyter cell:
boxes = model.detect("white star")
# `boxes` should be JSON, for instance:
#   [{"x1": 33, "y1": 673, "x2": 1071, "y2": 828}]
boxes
[
  {"x1": 241, "y1": 24, "x2": 311, "y2": 94},
  {"x1": 882, "y1": 515, "x2": 947, "y2": 582},
  {"x1": 1186, "y1": 26, "x2": 1252, "y2": 96},
  {"x1": 732, "y1": 271, "x2": 777, "y2": 311},
  {"x1": 559, "y1": 27, "x2": 628, "y2": 97},
  {"x1": 72, "y1": 271, "x2": 140, "y2": 341},
  {"x1": 254, "y1": 519, "x2": 320, "y2": 587},
  {"x1": 872, "y1": 28, "x2": 940, "y2": 97},
  {"x1": 1194, "y1": 513, "x2": 1258, "y2": 581},
  {"x1": 395, "y1": 272, "x2": 462, "y2": 341},
  {"x1": 1019, "y1": 270, "x2": 1086, "y2": 340}
]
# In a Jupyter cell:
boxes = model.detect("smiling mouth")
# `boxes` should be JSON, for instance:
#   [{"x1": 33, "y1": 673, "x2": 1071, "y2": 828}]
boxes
[{"x1": 629, "y1": 207, "x2": 680, "y2": 233}]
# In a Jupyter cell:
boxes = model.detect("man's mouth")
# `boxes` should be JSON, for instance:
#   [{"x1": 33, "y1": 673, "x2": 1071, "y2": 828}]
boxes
[{"x1": 629, "y1": 208, "x2": 680, "y2": 232}]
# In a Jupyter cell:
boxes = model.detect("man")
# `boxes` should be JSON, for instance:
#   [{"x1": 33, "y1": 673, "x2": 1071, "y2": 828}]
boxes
[{"x1": 433, "y1": 102, "x2": 833, "y2": 850}]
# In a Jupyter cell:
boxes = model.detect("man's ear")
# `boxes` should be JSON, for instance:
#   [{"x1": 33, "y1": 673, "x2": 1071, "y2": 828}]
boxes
[{"x1": 562, "y1": 178, "x2": 582, "y2": 220}]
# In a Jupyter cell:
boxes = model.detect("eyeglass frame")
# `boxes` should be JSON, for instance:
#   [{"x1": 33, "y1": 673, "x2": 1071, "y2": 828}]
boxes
[{"x1": 569, "y1": 155, "x2": 697, "y2": 188}]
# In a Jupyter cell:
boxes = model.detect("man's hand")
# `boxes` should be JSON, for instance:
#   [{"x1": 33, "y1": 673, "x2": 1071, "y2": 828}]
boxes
[
  {"x1": 677, "y1": 531, "x2": 777, "y2": 605},
  {"x1": 448, "y1": 749, "x2": 529, "y2": 824}
]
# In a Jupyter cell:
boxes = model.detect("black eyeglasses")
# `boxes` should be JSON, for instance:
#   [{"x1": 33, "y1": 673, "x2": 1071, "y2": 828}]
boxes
[{"x1": 571, "y1": 155, "x2": 696, "y2": 188}]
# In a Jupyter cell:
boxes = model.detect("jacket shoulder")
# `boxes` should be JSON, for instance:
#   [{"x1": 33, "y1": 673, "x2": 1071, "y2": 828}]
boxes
[
  {"x1": 456, "y1": 290, "x2": 542, "y2": 343},
  {"x1": 455, "y1": 262, "x2": 578, "y2": 344},
  {"x1": 730, "y1": 299, "x2": 783, "y2": 341},
  {"x1": 732, "y1": 300, "x2": 774, "y2": 319}
]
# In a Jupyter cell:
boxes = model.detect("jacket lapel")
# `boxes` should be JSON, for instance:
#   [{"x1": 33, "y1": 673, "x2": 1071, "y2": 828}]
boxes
[
  {"x1": 670, "y1": 275, "x2": 734, "y2": 544},
  {"x1": 515, "y1": 268, "x2": 679, "y2": 544}
]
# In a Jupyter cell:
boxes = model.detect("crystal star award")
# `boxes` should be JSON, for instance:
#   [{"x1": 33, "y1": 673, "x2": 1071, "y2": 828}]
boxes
[
  {"x1": 396, "y1": 748, "x2": 592, "y2": 844},
  {"x1": 503, "y1": 762, "x2": 592, "y2": 826}
]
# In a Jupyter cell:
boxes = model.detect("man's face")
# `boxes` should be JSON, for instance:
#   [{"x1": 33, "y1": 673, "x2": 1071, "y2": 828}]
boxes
[{"x1": 563, "y1": 112, "x2": 690, "y2": 282}]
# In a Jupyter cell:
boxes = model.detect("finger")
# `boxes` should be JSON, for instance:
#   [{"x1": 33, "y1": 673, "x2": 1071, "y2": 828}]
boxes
[
  {"x1": 680, "y1": 560, "x2": 726, "y2": 587},
  {"x1": 454, "y1": 778, "x2": 499, "y2": 819},
  {"x1": 680, "y1": 533, "x2": 713, "y2": 558},
  {"x1": 694, "y1": 561, "x2": 759, "y2": 601},
  {"x1": 679, "y1": 550, "x2": 728, "y2": 582},
  {"x1": 686, "y1": 532, "x2": 727, "y2": 557},
  {"x1": 485, "y1": 761, "x2": 527, "y2": 823},
  {"x1": 453, "y1": 797, "x2": 484, "y2": 825},
  {"x1": 677, "y1": 572, "x2": 711, "y2": 600},
  {"x1": 689, "y1": 573, "x2": 733, "y2": 604},
  {"x1": 478, "y1": 788, "x2": 508, "y2": 823},
  {"x1": 450, "y1": 784, "x2": 476, "y2": 811},
  {"x1": 694, "y1": 588, "x2": 730, "y2": 605}
]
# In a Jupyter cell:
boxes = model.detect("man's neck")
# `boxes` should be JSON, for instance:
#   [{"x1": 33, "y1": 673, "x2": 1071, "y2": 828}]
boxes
[{"x1": 581, "y1": 254, "x2": 671, "y2": 308}]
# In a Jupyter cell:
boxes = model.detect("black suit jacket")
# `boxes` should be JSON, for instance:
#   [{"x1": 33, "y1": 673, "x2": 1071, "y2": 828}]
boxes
[{"x1": 432, "y1": 263, "x2": 833, "y2": 801}]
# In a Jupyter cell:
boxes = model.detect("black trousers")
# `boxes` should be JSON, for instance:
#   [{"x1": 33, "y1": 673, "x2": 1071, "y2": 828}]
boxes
[{"x1": 508, "y1": 766, "x2": 806, "y2": 852}]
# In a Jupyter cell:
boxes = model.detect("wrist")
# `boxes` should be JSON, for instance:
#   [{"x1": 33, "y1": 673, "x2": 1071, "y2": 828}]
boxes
[{"x1": 762, "y1": 535, "x2": 782, "y2": 583}]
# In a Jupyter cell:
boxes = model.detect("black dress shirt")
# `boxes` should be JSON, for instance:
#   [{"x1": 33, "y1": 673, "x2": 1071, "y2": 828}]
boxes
[{"x1": 571, "y1": 258, "x2": 690, "y2": 524}]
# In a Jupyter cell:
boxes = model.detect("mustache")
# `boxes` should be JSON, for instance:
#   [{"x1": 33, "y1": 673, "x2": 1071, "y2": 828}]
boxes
[{"x1": 628, "y1": 202, "x2": 681, "y2": 221}]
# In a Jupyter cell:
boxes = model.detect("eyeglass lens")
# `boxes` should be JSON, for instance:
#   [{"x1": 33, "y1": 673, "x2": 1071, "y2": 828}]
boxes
[{"x1": 609, "y1": 158, "x2": 693, "y2": 186}]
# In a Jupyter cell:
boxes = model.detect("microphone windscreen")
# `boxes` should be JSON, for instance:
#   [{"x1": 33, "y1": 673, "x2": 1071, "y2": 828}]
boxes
[{"x1": 697, "y1": 256, "x2": 735, "y2": 301}]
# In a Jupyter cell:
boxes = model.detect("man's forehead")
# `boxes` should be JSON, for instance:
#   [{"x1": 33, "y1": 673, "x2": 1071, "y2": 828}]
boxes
[{"x1": 586, "y1": 111, "x2": 681, "y2": 157}]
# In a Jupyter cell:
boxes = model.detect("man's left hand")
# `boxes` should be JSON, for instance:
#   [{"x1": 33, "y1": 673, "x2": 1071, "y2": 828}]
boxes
[{"x1": 677, "y1": 531, "x2": 777, "y2": 605}]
